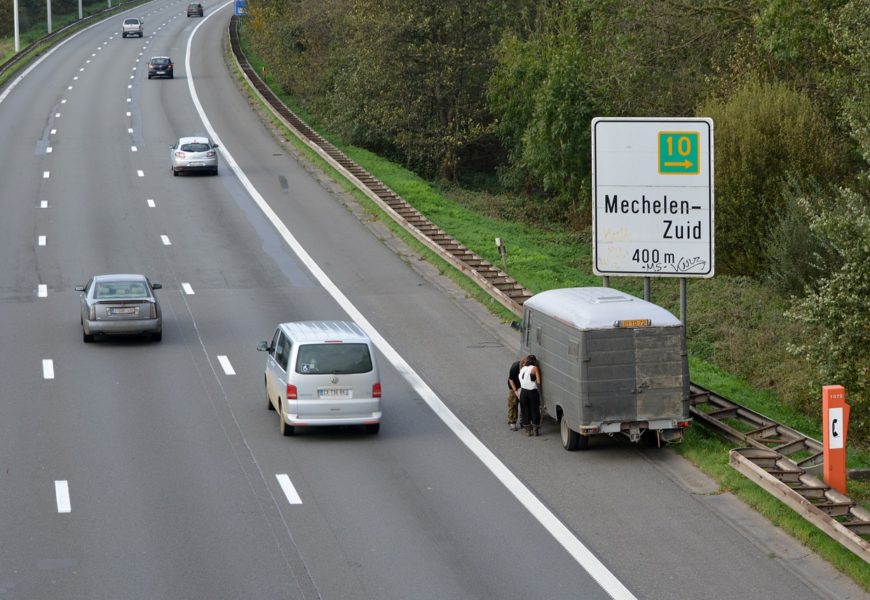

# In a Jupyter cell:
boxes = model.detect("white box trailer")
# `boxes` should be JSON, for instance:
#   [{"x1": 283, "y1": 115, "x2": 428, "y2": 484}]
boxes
[{"x1": 520, "y1": 287, "x2": 691, "y2": 450}]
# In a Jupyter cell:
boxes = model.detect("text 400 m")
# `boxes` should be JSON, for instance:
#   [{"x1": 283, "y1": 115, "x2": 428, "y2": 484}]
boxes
[{"x1": 632, "y1": 248, "x2": 675, "y2": 264}]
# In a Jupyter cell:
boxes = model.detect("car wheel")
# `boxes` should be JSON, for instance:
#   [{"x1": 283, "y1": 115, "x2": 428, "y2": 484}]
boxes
[
  {"x1": 172, "y1": 168, "x2": 179, "y2": 176},
  {"x1": 560, "y1": 413, "x2": 584, "y2": 451},
  {"x1": 266, "y1": 383, "x2": 274, "y2": 411},
  {"x1": 365, "y1": 423, "x2": 380, "y2": 435},
  {"x1": 83, "y1": 330, "x2": 94, "y2": 343},
  {"x1": 211, "y1": 168, "x2": 218, "y2": 176},
  {"x1": 278, "y1": 400, "x2": 294, "y2": 436},
  {"x1": 151, "y1": 331, "x2": 162, "y2": 342},
  {"x1": 169, "y1": 74, "x2": 174, "y2": 79}
]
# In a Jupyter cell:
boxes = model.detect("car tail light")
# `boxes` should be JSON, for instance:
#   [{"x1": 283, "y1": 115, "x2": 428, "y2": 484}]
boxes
[
  {"x1": 286, "y1": 384, "x2": 297, "y2": 400},
  {"x1": 175, "y1": 151, "x2": 186, "y2": 158},
  {"x1": 89, "y1": 305, "x2": 96, "y2": 320},
  {"x1": 206, "y1": 150, "x2": 216, "y2": 158},
  {"x1": 148, "y1": 303, "x2": 156, "y2": 318},
  {"x1": 372, "y1": 383, "x2": 381, "y2": 398}
]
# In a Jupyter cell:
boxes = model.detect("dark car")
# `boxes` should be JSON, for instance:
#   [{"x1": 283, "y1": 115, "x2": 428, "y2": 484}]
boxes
[
  {"x1": 147, "y1": 56, "x2": 174, "y2": 79},
  {"x1": 187, "y1": 3, "x2": 203, "y2": 17}
]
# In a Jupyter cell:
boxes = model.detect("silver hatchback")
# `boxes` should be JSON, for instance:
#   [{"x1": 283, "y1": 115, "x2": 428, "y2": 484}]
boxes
[
  {"x1": 170, "y1": 136, "x2": 219, "y2": 176},
  {"x1": 76, "y1": 274, "x2": 162, "y2": 342},
  {"x1": 257, "y1": 321, "x2": 382, "y2": 436}
]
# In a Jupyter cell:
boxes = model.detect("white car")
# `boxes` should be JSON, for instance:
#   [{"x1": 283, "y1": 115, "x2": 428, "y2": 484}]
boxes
[
  {"x1": 257, "y1": 321, "x2": 382, "y2": 436},
  {"x1": 121, "y1": 17, "x2": 144, "y2": 38},
  {"x1": 170, "y1": 136, "x2": 219, "y2": 176}
]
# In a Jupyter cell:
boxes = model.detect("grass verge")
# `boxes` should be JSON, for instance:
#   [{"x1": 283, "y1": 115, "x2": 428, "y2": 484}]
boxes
[{"x1": 231, "y1": 27, "x2": 870, "y2": 587}]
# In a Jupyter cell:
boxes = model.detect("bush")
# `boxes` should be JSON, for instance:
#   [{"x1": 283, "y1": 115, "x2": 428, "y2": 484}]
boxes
[
  {"x1": 697, "y1": 79, "x2": 851, "y2": 274},
  {"x1": 786, "y1": 185, "x2": 870, "y2": 441}
]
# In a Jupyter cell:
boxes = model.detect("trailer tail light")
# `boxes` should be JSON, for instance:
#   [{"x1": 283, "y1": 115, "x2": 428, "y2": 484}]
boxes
[
  {"x1": 677, "y1": 420, "x2": 691, "y2": 429},
  {"x1": 286, "y1": 384, "x2": 297, "y2": 400},
  {"x1": 372, "y1": 383, "x2": 381, "y2": 398}
]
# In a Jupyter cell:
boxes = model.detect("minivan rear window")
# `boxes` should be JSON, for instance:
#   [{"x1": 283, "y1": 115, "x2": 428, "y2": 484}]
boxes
[{"x1": 296, "y1": 343, "x2": 372, "y2": 374}]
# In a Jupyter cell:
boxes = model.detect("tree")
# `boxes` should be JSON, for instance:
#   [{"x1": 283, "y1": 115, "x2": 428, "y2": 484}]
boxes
[{"x1": 696, "y1": 79, "x2": 850, "y2": 274}]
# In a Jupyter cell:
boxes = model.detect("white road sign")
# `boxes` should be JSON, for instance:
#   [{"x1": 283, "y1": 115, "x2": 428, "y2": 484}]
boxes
[{"x1": 592, "y1": 117, "x2": 714, "y2": 277}]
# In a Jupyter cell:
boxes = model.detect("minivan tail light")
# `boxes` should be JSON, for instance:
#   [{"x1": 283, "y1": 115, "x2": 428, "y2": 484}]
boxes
[
  {"x1": 372, "y1": 383, "x2": 381, "y2": 398},
  {"x1": 286, "y1": 384, "x2": 298, "y2": 400}
]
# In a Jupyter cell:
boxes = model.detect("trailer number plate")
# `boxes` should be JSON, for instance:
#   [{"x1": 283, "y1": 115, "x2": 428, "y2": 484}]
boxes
[{"x1": 616, "y1": 319, "x2": 651, "y2": 328}]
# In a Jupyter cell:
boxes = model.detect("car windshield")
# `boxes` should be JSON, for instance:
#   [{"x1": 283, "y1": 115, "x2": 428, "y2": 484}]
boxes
[
  {"x1": 152, "y1": 58, "x2": 170, "y2": 65},
  {"x1": 181, "y1": 143, "x2": 210, "y2": 152},
  {"x1": 295, "y1": 343, "x2": 373, "y2": 374},
  {"x1": 95, "y1": 281, "x2": 148, "y2": 299}
]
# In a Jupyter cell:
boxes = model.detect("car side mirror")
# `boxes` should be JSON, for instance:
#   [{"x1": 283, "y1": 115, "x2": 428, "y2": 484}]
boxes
[
  {"x1": 151, "y1": 283, "x2": 162, "y2": 290},
  {"x1": 256, "y1": 341, "x2": 270, "y2": 352},
  {"x1": 74, "y1": 285, "x2": 85, "y2": 292}
]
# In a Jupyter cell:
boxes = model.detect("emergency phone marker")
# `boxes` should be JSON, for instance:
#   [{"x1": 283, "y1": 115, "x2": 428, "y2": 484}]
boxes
[{"x1": 822, "y1": 385, "x2": 850, "y2": 495}]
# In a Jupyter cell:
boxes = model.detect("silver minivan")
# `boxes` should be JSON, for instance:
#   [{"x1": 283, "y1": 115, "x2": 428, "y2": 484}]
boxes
[{"x1": 257, "y1": 321, "x2": 382, "y2": 436}]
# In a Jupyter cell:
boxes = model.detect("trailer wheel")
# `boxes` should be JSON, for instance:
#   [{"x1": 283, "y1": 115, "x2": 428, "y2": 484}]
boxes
[{"x1": 560, "y1": 414, "x2": 583, "y2": 451}]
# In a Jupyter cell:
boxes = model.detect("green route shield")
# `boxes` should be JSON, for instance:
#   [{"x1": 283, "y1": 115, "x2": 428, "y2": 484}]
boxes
[{"x1": 658, "y1": 131, "x2": 700, "y2": 174}]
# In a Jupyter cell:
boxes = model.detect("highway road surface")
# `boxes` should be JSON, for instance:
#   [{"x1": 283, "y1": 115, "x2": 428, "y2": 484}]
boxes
[{"x1": 0, "y1": 1, "x2": 865, "y2": 598}]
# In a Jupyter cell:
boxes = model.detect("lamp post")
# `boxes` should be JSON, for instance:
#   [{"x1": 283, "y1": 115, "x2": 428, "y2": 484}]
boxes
[
  {"x1": 14, "y1": 0, "x2": 20, "y2": 52},
  {"x1": 46, "y1": 0, "x2": 52, "y2": 34}
]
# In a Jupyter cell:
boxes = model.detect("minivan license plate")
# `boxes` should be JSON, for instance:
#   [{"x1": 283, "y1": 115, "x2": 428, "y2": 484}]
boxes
[{"x1": 318, "y1": 388, "x2": 351, "y2": 398}]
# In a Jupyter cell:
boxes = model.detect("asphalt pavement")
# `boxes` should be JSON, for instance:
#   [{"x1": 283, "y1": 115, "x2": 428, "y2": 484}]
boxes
[{"x1": 0, "y1": 1, "x2": 865, "y2": 599}]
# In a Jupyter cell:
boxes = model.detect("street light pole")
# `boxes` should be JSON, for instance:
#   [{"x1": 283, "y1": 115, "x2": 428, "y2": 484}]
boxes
[
  {"x1": 46, "y1": 0, "x2": 52, "y2": 34},
  {"x1": 14, "y1": 0, "x2": 20, "y2": 52}
]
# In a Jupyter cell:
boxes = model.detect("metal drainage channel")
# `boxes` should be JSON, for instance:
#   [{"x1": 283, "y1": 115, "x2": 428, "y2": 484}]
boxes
[{"x1": 229, "y1": 16, "x2": 870, "y2": 564}]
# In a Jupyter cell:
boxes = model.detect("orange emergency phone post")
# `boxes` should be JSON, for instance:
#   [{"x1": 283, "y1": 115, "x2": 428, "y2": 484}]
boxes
[{"x1": 822, "y1": 385, "x2": 850, "y2": 495}]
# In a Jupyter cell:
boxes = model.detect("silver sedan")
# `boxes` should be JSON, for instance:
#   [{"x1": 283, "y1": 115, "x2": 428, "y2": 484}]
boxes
[
  {"x1": 170, "y1": 136, "x2": 219, "y2": 176},
  {"x1": 76, "y1": 274, "x2": 162, "y2": 342}
]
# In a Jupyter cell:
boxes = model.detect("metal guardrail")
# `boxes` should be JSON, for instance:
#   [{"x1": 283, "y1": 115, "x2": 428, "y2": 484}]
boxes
[
  {"x1": 228, "y1": 15, "x2": 869, "y2": 564},
  {"x1": 0, "y1": 0, "x2": 143, "y2": 83}
]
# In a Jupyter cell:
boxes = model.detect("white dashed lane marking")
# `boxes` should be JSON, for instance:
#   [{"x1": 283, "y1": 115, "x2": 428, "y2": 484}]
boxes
[
  {"x1": 160, "y1": 235, "x2": 171, "y2": 245},
  {"x1": 46, "y1": 147, "x2": 52, "y2": 154},
  {"x1": 181, "y1": 282, "x2": 194, "y2": 295},
  {"x1": 55, "y1": 480, "x2": 71, "y2": 513},
  {"x1": 42, "y1": 359, "x2": 54, "y2": 378},
  {"x1": 137, "y1": 170, "x2": 144, "y2": 177},
  {"x1": 43, "y1": 171, "x2": 49, "y2": 179},
  {"x1": 217, "y1": 355, "x2": 235, "y2": 375},
  {"x1": 40, "y1": 201, "x2": 48, "y2": 208},
  {"x1": 131, "y1": 146, "x2": 137, "y2": 152},
  {"x1": 146, "y1": 199, "x2": 156, "y2": 207},
  {"x1": 38, "y1": 236, "x2": 46, "y2": 246},
  {"x1": 276, "y1": 474, "x2": 303, "y2": 505}
]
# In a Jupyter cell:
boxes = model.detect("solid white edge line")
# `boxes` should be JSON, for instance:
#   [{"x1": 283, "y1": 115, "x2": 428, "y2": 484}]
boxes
[
  {"x1": 55, "y1": 480, "x2": 71, "y2": 513},
  {"x1": 42, "y1": 359, "x2": 54, "y2": 379},
  {"x1": 217, "y1": 355, "x2": 235, "y2": 375},
  {"x1": 186, "y1": 8, "x2": 636, "y2": 600},
  {"x1": 38, "y1": 284, "x2": 48, "y2": 297},
  {"x1": 276, "y1": 474, "x2": 302, "y2": 505}
]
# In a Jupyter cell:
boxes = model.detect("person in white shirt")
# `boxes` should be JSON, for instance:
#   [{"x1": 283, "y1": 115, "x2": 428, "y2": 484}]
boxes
[{"x1": 518, "y1": 355, "x2": 542, "y2": 436}]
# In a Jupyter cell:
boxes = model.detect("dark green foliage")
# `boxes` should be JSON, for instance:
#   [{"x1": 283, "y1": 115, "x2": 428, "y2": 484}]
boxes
[{"x1": 697, "y1": 79, "x2": 850, "y2": 274}]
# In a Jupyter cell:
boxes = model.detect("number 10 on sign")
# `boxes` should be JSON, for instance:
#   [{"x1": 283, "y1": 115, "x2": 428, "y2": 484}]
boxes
[{"x1": 659, "y1": 132, "x2": 700, "y2": 174}]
